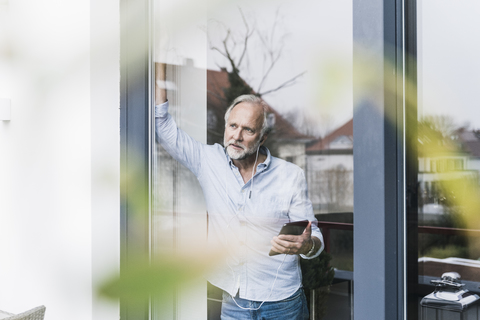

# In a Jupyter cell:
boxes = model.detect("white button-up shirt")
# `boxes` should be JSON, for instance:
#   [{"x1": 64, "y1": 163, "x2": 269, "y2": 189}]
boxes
[{"x1": 155, "y1": 101, "x2": 324, "y2": 302}]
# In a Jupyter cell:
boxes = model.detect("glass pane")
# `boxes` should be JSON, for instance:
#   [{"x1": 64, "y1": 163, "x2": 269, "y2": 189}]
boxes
[
  {"x1": 152, "y1": 1, "x2": 353, "y2": 319},
  {"x1": 415, "y1": 0, "x2": 480, "y2": 316},
  {"x1": 152, "y1": 1, "x2": 208, "y2": 319}
]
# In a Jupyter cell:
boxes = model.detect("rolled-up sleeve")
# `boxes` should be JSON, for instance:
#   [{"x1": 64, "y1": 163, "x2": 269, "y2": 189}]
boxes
[
  {"x1": 155, "y1": 101, "x2": 204, "y2": 177},
  {"x1": 155, "y1": 100, "x2": 170, "y2": 118}
]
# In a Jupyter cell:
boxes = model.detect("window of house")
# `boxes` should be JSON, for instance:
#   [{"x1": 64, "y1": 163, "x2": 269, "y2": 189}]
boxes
[{"x1": 455, "y1": 159, "x2": 464, "y2": 171}]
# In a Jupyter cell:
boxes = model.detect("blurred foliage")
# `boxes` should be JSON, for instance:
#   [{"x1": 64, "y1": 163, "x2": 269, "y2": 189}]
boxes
[
  {"x1": 301, "y1": 251, "x2": 335, "y2": 290},
  {"x1": 416, "y1": 115, "x2": 480, "y2": 260},
  {"x1": 98, "y1": 251, "x2": 221, "y2": 306}
]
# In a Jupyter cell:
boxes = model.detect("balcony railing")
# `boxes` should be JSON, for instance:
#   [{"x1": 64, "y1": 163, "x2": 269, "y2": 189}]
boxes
[
  {"x1": 318, "y1": 221, "x2": 353, "y2": 253},
  {"x1": 318, "y1": 221, "x2": 480, "y2": 253},
  {"x1": 418, "y1": 226, "x2": 480, "y2": 237}
]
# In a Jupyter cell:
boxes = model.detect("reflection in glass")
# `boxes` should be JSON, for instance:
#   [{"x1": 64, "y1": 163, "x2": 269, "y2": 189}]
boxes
[
  {"x1": 152, "y1": 0, "x2": 353, "y2": 319},
  {"x1": 416, "y1": 1, "x2": 480, "y2": 314}
]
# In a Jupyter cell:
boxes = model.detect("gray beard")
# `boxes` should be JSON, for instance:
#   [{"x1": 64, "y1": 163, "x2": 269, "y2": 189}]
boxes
[{"x1": 224, "y1": 138, "x2": 262, "y2": 160}]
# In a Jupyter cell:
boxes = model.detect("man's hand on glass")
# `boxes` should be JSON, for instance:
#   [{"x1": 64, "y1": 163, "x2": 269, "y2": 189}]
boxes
[{"x1": 155, "y1": 62, "x2": 167, "y2": 105}]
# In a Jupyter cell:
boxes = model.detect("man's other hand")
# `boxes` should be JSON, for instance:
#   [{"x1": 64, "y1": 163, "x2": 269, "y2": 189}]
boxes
[{"x1": 270, "y1": 221, "x2": 314, "y2": 255}]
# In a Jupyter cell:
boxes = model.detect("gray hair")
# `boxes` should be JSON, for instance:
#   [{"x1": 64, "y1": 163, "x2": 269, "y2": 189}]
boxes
[{"x1": 224, "y1": 94, "x2": 271, "y2": 137}]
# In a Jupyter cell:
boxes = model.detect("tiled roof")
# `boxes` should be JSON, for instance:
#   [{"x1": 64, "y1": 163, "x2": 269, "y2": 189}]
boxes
[
  {"x1": 302, "y1": 118, "x2": 480, "y2": 158},
  {"x1": 207, "y1": 68, "x2": 230, "y2": 110},
  {"x1": 306, "y1": 118, "x2": 353, "y2": 153},
  {"x1": 206, "y1": 69, "x2": 314, "y2": 142}
]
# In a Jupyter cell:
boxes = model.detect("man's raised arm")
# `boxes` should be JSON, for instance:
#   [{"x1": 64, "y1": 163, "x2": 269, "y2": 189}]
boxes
[{"x1": 154, "y1": 62, "x2": 204, "y2": 177}]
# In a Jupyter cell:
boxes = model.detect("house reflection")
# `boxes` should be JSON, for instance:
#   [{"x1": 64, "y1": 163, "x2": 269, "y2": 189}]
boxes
[{"x1": 306, "y1": 119, "x2": 353, "y2": 215}]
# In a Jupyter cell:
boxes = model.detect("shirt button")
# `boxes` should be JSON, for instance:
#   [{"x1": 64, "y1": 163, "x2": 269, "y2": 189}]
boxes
[{"x1": 242, "y1": 189, "x2": 245, "y2": 193}]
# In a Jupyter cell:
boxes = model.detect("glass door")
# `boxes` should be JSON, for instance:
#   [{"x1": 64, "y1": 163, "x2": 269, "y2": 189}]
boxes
[
  {"x1": 152, "y1": 1, "x2": 354, "y2": 319},
  {"x1": 408, "y1": 1, "x2": 480, "y2": 317}
]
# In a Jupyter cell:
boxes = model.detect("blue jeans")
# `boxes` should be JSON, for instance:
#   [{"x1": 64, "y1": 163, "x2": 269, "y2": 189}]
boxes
[{"x1": 221, "y1": 288, "x2": 309, "y2": 320}]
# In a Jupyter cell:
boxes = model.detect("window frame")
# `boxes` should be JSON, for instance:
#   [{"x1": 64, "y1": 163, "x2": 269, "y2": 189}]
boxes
[
  {"x1": 119, "y1": 0, "x2": 416, "y2": 319},
  {"x1": 120, "y1": 0, "x2": 154, "y2": 318},
  {"x1": 352, "y1": 0, "x2": 416, "y2": 318}
]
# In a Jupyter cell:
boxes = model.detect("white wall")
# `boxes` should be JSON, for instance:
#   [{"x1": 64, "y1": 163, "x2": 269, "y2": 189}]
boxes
[
  {"x1": 91, "y1": 0, "x2": 120, "y2": 319},
  {"x1": 0, "y1": 0, "x2": 119, "y2": 319},
  {"x1": 307, "y1": 154, "x2": 354, "y2": 171},
  {"x1": 306, "y1": 154, "x2": 354, "y2": 211},
  {"x1": 277, "y1": 143, "x2": 306, "y2": 170}
]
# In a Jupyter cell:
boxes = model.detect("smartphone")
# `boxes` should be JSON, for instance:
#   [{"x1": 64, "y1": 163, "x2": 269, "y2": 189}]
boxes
[{"x1": 268, "y1": 220, "x2": 309, "y2": 256}]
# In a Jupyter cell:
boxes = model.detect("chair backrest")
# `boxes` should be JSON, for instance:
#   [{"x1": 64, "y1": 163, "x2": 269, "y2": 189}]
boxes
[{"x1": 4, "y1": 306, "x2": 45, "y2": 320}]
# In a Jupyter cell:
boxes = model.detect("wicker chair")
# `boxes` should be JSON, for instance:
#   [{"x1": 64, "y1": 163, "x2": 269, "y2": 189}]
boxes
[{"x1": 0, "y1": 306, "x2": 45, "y2": 320}]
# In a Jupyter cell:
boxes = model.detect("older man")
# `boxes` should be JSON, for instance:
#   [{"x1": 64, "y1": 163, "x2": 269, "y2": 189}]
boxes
[{"x1": 155, "y1": 65, "x2": 323, "y2": 320}]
